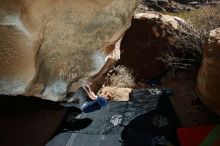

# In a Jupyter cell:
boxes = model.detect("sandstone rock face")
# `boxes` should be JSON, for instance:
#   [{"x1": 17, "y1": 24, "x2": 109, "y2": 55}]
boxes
[
  {"x1": 0, "y1": 0, "x2": 140, "y2": 101},
  {"x1": 119, "y1": 11, "x2": 197, "y2": 80},
  {"x1": 197, "y1": 27, "x2": 220, "y2": 116}
]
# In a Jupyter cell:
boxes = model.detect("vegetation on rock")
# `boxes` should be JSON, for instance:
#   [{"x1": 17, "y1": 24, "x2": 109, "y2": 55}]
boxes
[{"x1": 106, "y1": 65, "x2": 135, "y2": 88}]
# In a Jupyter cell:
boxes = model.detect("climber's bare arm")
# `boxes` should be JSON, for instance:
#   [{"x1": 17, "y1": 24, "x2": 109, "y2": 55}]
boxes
[{"x1": 82, "y1": 83, "x2": 97, "y2": 100}]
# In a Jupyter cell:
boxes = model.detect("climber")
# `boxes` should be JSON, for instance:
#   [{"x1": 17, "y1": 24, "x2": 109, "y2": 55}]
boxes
[
  {"x1": 81, "y1": 83, "x2": 112, "y2": 113},
  {"x1": 63, "y1": 82, "x2": 112, "y2": 114}
]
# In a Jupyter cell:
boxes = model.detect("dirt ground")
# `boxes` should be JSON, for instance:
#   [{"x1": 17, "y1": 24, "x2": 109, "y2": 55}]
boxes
[{"x1": 160, "y1": 68, "x2": 220, "y2": 127}]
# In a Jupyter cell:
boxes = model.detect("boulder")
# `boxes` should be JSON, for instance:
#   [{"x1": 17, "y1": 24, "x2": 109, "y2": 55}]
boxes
[
  {"x1": 0, "y1": 0, "x2": 140, "y2": 101},
  {"x1": 118, "y1": 11, "x2": 198, "y2": 80},
  {"x1": 197, "y1": 27, "x2": 220, "y2": 116}
]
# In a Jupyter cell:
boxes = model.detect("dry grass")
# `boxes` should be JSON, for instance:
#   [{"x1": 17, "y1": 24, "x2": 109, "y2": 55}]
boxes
[
  {"x1": 106, "y1": 65, "x2": 135, "y2": 88},
  {"x1": 98, "y1": 66, "x2": 135, "y2": 101},
  {"x1": 173, "y1": 5, "x2": 220, "y2": 41},
  {"x1": 158, "y1": 48, "x2": 196, "y2": 75},
  {"x1": 189, "y1": 6, "x2": 220, "y2": 41}
]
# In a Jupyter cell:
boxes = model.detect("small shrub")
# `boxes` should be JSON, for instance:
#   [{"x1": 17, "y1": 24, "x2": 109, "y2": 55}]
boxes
[
  {"x1": 158, "y1": 48, "x2": 196, "y2": 75},
  {"x1": 106, "y1": 65, "x2": 135, "y2": 88}
]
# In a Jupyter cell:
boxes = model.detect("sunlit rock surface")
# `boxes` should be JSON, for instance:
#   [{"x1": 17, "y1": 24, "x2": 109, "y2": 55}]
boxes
[
  {"x1": 197, "y1": 27, "x2": 220, "y2": 116},
  {"x1": 0, "y1": 0, "x2": 140, "y2": 101}
]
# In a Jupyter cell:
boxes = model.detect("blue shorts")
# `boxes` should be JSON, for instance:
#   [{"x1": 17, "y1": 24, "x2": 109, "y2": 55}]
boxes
[{"x1": 81, "y1": 96, "x2": 108, "y2": 113}]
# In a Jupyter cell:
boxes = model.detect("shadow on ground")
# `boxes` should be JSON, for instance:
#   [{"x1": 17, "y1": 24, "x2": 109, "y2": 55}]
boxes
[
  {"x1": 55, "y1": 107, "x2": 92, "y2": 133},
  {"x1": 121, "y1": 93, "x2": 181, "y2": 146},
  {"x1": 0, "y1": 95, "x2": 67, "y2": 146}
]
